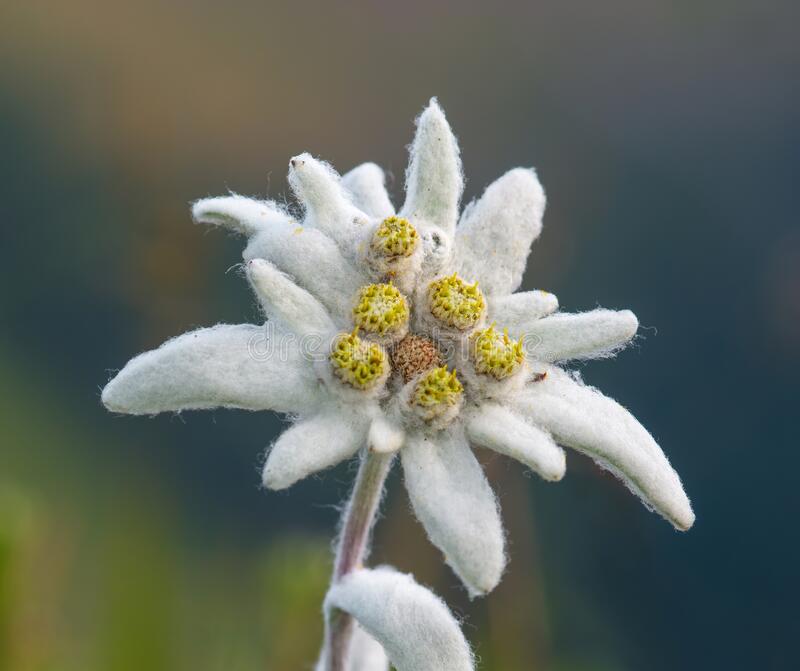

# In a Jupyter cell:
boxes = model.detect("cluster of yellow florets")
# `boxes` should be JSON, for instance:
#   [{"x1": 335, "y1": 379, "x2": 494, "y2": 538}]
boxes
[
  {"x1": 471, "y1": 324, "x2": 525, "y2": 380},
  {"x1": 330, "y1": 329, "x2": 388, "y2": 389},
  {"x1": 428, "y1": 274, "x2": 485, "y2": 330},
  {"x1": 412, "y1": 366, "x2": 463, "y2": 409},
  {"x1": 372, "y1": 216, "x2": 419, "y2": 258},
  {"x1": 352, "y1": 283, "x2": 409, "y2": 336}
]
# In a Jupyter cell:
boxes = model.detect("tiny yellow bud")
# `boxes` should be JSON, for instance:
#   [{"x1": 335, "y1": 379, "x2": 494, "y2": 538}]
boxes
[
  {"x1": 428, "y1": 273, "x2": 485, "y2": 330},
  {"x1": 372, "y1": 216, "x2": 419, "y2": 258},
  {"x1": 330, "y1": 329, "x2": 388, "y2": 390},
  {"x1": 412, "y1": 366, "x2": 463, "y2": 410},
  {"x1": 471, "y1": 323, "x2": 525, "y2": 380},
  {"x1": 352, "y1": 283, "x2": 409, "y2": 337}
]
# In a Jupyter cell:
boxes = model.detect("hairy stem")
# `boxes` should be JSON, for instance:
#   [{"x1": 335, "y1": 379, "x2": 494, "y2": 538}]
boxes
[{"x1": 323, "y1": 449, "x2": 393, "y2": 671}]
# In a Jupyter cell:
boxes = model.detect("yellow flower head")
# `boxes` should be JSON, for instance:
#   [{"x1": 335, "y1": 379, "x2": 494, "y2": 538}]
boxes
[
  {"x1": 428, "y1": 274, "x2": 485, "y2": 331},
  {"x1": 372, "y1": 216, "x2": 419, "y2": 258},
  {"x1": 330, "y1": 329, "x2": 388, "y2": 390},
  {"x1": 352, "y1": 283, "x2": 409, "y2": 337},
  {"x1": 412, "y1": 366, "x2": 463, "y2": 410},
  {"x1": 471, "y1": 324, "x2": 525, "y2": 380}
]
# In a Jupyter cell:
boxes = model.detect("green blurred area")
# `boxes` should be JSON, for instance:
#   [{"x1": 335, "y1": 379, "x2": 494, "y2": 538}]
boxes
[{"x1": 1, "y1": 0, "x2": 798, "y2": 669}]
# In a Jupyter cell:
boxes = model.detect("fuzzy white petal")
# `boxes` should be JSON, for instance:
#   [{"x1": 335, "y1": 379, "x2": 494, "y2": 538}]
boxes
[
  {"x1": 454, "y1": 168, "x2": 546, "y2": 296},
  {"x1": 514, "y1": 365, "x2": 694, "y2": 530},
  {"x1": 401, "y1": 429, "x2": 505, "y2": 597},
  {"x1": 465, "y1": 403, "x2": 566, "y2": 481},
  {"x1": 247, "y1": 259, "x2": 335, "y2": 337},
  {"x1": 325, "y1": 567, "x2": 474, "y2": 671},
  {"x1": 243, "y1": 220, "x2": 367, "y2": 323},
  {"x1": 523, "y1": 309, "x2": 639, "y2": 362},
  {"x1": 262, "y1": 410, "x2": 370, "y2": 490},
  {"x1": 289, "y1": 153, "x2": 367, "y2": 249},
  {"x1": 368, "y1": 416, "x2": 405, "y2": 455},
  {"x1": 102, "y1": 324, "x2": 321, "y2": 416},
  {"x1": 489, "y1": 290, "x2": 559, "y2": 328},
  {"x1": 192, "y1": 195, "x2": 290, "y2": 236},
  {"x1": 342, "y1": 163, "x2": 395, "y2": 220},
  {"x1": 315, "y1": 623, "x2": 390, "y2": 671},
  {"x1": 400, "y1": 98, "x2": 463, "y2": 237}
]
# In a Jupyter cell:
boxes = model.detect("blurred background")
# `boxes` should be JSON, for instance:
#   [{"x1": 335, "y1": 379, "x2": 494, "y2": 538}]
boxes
[{"x1": 1, "y1": 1, "x2": 797, "y2": 669}]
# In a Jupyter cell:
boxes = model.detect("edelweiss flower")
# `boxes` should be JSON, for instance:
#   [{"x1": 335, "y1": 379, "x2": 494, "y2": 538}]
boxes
[{"x1": 102, "y1": 99, "x2": 694, "y2": 600}]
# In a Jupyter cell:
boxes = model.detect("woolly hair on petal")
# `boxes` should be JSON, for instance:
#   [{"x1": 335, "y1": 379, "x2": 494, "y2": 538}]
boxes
[
  {"x1": 514, "y1": 365, "x2": 695, "y2": 530},
  {"x1": 262, "y1": 409, "x2": 371, "y2": 490},
  {"x1": 488, "y1": 290, "x2": 559, "y2": 327},
  {"x1": 102, "y1": 324, "x2": 322, "y2": 416},
  {"x1": 289, "y1": 153, "x2": 367, "y2": 249},
  {"x1": 455, "y1": 168, "x2": 546, "y2": 297},
  {"x1": 400, "y1": 98, "x2": 463, "y2": 237},
  {"x1": 244, "y1": 219, "x2": 367, "y2": 323},
  {"x1": 192, "y1": 194, "x2": 290, "y2": 237},
  {"x1": 465, "y1": 403, "x2": 566, "y2": 482},
  {"x1": 324, "y1": 567, "x2": 475, "y2": 671},
  {"x1": 247, "y1": 259, "x2": 335, "y2": 337},
  {"x1": 342, "y1": 163, "x2": 395, "y2": 220},
  {"x1": 315, "y1": 622, "x2": 390, "y2": 671},
  {"x1": 401, "y1": 428, "x2": 506, "y2": 597},
  {"x1": 523, "y1": 309, "x2": 639, "y2": 362}
]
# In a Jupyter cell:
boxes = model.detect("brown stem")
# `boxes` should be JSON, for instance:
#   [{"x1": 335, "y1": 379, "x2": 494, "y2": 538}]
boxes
[{"x1": 323, "y1": 450, "x2": 393, "y2": 671}]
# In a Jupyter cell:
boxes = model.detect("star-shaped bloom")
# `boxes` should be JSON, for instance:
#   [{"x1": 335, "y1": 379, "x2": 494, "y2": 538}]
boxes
[{"x1": 103, "y1": 99, "x2": 694, "y2": 599}]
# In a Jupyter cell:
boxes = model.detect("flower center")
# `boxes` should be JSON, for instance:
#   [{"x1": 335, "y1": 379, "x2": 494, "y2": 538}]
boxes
[
  {"x1": 352, "y1": 283, "x2": 409, "y2": 337},
  {"x1": 412, "y1": 366, "x2": 463, "y2": 412},
  {"x1": 428, "y1": 273, "x2": 485, "y2": 330},
  {"x1": 330, "y1": 329, "x2": 388, "y2": 389},
  {"x1": 471, "y1": 324, "x2": 525, "y2": 380},
  {"x1": 372, "y1": 216, "x2": 419, "y2": 258},
  {"x1": 391, "y1": 333, "x2": 444, "y2": 383}
]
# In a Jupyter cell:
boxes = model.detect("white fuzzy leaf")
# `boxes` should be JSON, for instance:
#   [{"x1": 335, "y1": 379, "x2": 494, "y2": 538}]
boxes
[
  {"x1": 325, "y1": 567, "x2": 474, "y2": 671},
  {"x1": 454, "y1": 168, "x2": 546, "y2": 296},
  {"x1": 315, "y1": 623, "x2": 389, "y2": 671},
  {"x1": 488, "y1": 290, "x2": 559, "y2": 328},
  {"x1": 102, "y1": 324, "x2": 321, "y2": 416},
  {"x1": 522, "y1": 309, "x2": 639, "y2": 362},
  {"x1": 289, "y1": 153, "x2": 367, "y2": 249},
  {"x1": 465, "y1": 403, "x2": 566, "y2": 481},
  {"x1": 400, "y1": 98, "x2": 463, "y2": 237},
  {"x1": 513, "y1": 364, "x2": 695, "y2": 530},
  {"x1": 342, "y1": 163, "x2": 395, "y2": 220},
  {"x1": 262, "y1": 409, "x2": 370, "y2": 490},
  {"x1": 192, "y1": 194, "x2": 289, "y2": 237},
  {"x1": 247, "y1": 259, "x2": 335, "y2": 337},
  {"x1": 401, "y1": 428, "x2": 505, "y2": 597}
]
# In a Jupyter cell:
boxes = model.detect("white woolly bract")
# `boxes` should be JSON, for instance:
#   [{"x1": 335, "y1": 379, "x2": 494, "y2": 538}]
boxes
[
  {"x1": 102, "y1": 324, "x2": 321, "y2": 416},
  {"x1": 514, "y1": 365, "x2": 695, "y2": 530},
  {"x1": 465, "y1": 403, "x2": 566, "y2": 481},
  {"x1": 194, "y1": 193, "x2": 366, "y2": 323},
  {"x1": 289, "y1": 153, "x2": 367, "y2": 251},
  {"x1": 243, "y1": 219, "x2": 367, "y2": 323},
  {"x1": 262, "y1": 409, "x2": 371, "y2": 490},
  {"x1": 342, "y1": 163, "x2": 395, "y2": 220},
  {"x1": 401, "y1": 428, "x2": 506, "y2": 597},
  {"x1": 368, "y1": 415, "x2": 405, "y2": 454},
  {"x1": 315, "y1": 622, "x2": 390, "y2": 671},
  {"x1": 247, "y1": 259, "x2": 335, "y2": 337},
  {"x1": 192, "y1": 194, "x2": 289, "y2": 237},
  {"x1": 400, "y1": 99, "x2": 463, "y2": 237},
  {"x1": 325, "y1": 567, "x2": 474, "y2": 671},
  {"x1": 455, "y1": 168, "x2": 546, "y2": 296},
  {"x1": 522, "y1": 309, "x2": 639, "y2": 362},
  {"x1": 489, "y1": 290, "x2": 559, "y2": 327}
]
